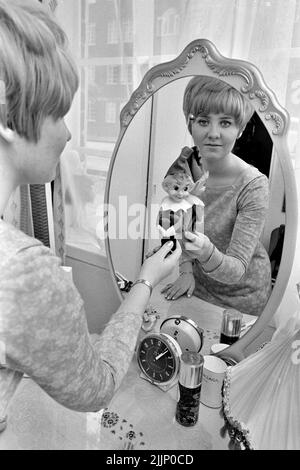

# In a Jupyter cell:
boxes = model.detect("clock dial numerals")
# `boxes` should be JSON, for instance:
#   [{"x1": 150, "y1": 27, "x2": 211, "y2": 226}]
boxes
[{"x1": 138, "y1": 334, "x2": 179, "y2": 384}]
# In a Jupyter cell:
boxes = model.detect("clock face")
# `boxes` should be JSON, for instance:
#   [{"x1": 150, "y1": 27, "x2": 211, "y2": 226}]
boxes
[{"x1": 137, "y1": 333, "x2": 180, "y2": 385}]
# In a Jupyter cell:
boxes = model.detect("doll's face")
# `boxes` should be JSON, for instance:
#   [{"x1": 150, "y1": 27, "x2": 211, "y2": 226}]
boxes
[{"x1": 162, "y1": 172, "x2": 194, "y2": 201}]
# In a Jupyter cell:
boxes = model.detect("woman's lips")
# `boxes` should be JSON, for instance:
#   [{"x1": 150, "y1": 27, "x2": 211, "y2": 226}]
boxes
[{"x1": 205, "y1": 144, "x2": 222, "y2": 149}]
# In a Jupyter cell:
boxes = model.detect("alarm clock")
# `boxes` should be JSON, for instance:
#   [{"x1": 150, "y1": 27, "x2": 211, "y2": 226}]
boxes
[
  {"x1": 136, "y1": 315, "x2": 204, "y2": 391},
  {"x1": 137, "y1": 332, "x2": 182, "y2": 391},
  {"x1": 160, "y1": 315, "x2": 204, "y2": 353}
]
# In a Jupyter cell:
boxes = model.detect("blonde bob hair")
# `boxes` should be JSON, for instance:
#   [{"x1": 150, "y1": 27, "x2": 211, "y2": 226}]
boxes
[
  {"x1": 183, "y1": 76, "x2": 254, "y2": 132},
  {"x1": 0, "y1": 0, "x2": 79, "y2": 142}
]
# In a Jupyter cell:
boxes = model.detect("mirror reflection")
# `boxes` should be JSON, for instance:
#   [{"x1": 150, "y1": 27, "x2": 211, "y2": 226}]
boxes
[
  {"x1": 158, "y1": 75, "x2": 272, "y2": 317},
  {"x1": 106, "y1": 38, "x2": 295, "y2": 360},
  {"x1": 109, "y1": 76, "x2": 285, "y2": 318}
]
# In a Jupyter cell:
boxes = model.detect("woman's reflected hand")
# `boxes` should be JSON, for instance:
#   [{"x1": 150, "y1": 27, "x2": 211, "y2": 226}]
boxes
[
  {"x1": 184, "y1": 231, "x2": 212, "y2": 261},
  {"x1": 139, "y1": 241, "x2": 182, "y2": 288},
  {"x1": 161, "y1": 272, "x2": 195, "y2": 300}
]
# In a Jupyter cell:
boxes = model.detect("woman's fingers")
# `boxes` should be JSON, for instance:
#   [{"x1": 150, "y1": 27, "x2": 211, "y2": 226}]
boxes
[
  {"x1": 163, "y1": 284, "x2": 184, "y2": 300},
  {"x1": 145, "y1": 245, "x2": 162, "y2": 259},
  {"x1": 184, "y1": 231, "x2": 197, "y2": 242},
  {"x1": 169, "y1": 288, "x2": 184, "y2": 300},
  {"x1": 161, "y1": 283, "x2": 173, "y2": 293},
  {"x1": 155, "y1": 241, "x2": 181, "y2": 260},
  {"x1": 184, "y1": 242, "x2": 196, "y2": 251},
  {"x1": 158, "y1": 241, "x2": 175, "y2": 258},
  {"x1": 162, "y1": 284, "x2": 175, "y2": 298}
]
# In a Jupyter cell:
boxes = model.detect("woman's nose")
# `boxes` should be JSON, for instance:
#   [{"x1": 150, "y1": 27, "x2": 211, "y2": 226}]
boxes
[
  {"x1": 207, "y1": 123, "x2": 220, "y2": 139},
  {"x1": 66, "y1": 127, "x2": 72, "y2": 142}
]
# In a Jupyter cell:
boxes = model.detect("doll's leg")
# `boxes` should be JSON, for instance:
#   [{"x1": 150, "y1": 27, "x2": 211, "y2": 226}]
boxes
[{"x1": 157, "y1": 209, "x2": 177, "y2": 251}]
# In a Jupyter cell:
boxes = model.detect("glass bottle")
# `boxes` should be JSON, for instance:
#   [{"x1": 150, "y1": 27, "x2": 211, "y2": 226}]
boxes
[{"x1": 175, "y1": 351, "x2": 204, "y2": 427}]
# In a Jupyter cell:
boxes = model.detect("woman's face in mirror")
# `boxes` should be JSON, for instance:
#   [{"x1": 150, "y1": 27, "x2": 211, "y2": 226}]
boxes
[{"x1": 190, "y1": 112, "x2": 240, "y2": 163}]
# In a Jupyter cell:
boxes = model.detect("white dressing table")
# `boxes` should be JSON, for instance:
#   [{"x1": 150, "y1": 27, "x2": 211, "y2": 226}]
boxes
[{"x1": 0, "y1": 288, "x2": 267, "y2": 450}]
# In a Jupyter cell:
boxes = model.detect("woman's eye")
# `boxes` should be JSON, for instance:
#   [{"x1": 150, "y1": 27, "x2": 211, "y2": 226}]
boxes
[
  {"x1": 196, "y1": 119, "x2": 208, "y2": 126},
  {"x1": 184, "y1": 187, "x2": 188, "y2": 191},
  {"x1": 221, "y1": 120, "x2": 232, "y2": 127},
  {"x1": 174, "y1": 185, "x2": 179, "y2": 191}
]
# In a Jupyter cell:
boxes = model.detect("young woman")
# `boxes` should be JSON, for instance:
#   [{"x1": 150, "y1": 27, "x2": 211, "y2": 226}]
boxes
[
  {"x1": 0, "y1": 0, "x2": 181, "y2": 421},
  {"x1": 162, "y1": 76, "x2": 272, "y2": 316}
]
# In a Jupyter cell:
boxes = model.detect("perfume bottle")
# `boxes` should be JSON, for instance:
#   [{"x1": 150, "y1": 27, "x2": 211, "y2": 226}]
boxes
[
  {"x1": 175, "y1": 351, "x2": 204, "y2": 427},
  {"x1": 220, "y1": 309, "x2": 242, "y2": 345}
]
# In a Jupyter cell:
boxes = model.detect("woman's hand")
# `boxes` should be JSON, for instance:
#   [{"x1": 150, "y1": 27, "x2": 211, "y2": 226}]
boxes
[
  {"x1": 161, "y1": 272, "x2": 195, "y2": 300},
  {"x1": 183, "y1": 231, "x2": 212, "y2": 260},
  {"x1": 139, "y1": 241, "x2": 182, "y2": 287}
]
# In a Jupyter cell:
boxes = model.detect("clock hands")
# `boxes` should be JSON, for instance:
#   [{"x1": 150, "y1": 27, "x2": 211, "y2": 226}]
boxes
[{"x1": 155, "y1": 349, "x2": 168, "y2": 361}]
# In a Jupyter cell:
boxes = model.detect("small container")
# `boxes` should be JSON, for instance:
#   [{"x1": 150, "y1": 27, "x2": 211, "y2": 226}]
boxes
[
  {"x1": 220, "y1": 309, "x2": 242, "y2": 345},
  {"x1": 175, "y1": 351, "x2": 204, "y2": 427},
  {"x1": 210, "y1": 343, "x2": 229, "y2": 355},
  {"x1": 200, "y1": 355, "x2": 228, "y2": 408}
]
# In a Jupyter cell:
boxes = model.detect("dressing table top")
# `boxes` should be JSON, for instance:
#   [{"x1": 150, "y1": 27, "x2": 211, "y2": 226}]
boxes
[{"x1": 0, "y1": 288, "x2": 260, "y2": 450}]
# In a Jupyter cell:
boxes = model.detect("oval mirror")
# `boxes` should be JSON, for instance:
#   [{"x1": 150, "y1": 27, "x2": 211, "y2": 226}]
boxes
[{"x1": 104, "y1": 39, "x2": 297, "y2": 362}]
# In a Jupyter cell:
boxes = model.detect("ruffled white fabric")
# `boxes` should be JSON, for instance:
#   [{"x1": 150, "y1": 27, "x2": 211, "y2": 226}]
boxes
[
  {"x1": 157, "y1": 225, "x2": 177, "y2": 237},
  {"x1": 223, "y1": 311, "x2": 300, "y2": 450},
  {"x1": 160, "y1": 194, "x2": 204, "y2": 213}
]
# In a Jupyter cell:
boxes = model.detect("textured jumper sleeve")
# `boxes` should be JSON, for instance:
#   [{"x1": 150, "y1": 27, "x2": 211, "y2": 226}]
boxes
[
  {"x1": 200, "y1": 176, "x2": 269, "y2": 284},
  {"x1": 1, "y1": 245, "x2": 142, "y2": 412}
]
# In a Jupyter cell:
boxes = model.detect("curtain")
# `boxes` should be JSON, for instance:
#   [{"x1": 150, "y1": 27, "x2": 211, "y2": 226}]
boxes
[{"x1": 57, "y1": 0, "x2": 300, "y2": 257}]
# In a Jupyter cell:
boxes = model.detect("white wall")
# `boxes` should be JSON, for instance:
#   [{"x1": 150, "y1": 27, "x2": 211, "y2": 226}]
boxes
[
  {"x1": 66, "y1": 249, "x2": 120, "y2": 334},
  {"x1": 109, "y1": 98, "x2": 152, "y2": 282},
  {"x1": 146, "y1": 77, "x2": 192, "y2": 253}
]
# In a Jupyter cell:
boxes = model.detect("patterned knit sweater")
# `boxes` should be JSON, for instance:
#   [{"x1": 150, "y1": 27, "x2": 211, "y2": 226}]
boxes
[{"x1": 0, "y1": 221, "x2": 141, "y2": 415}]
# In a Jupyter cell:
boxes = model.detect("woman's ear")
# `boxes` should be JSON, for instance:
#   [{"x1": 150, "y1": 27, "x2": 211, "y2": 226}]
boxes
[
  {"x1": 187, "y1": 114, "x2": 195, "y2": 135},
  {"x1": 0, "y1": 124, "x2": 14, "y2": 143}
]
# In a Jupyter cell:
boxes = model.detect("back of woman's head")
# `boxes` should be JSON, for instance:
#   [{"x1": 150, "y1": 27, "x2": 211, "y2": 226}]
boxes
[
  {"x1": 0, "y1": 0, "x2": 79, "y2": 142},
  {"x1": 183, "y1": 76, "x2": 254, "y2": 131}
]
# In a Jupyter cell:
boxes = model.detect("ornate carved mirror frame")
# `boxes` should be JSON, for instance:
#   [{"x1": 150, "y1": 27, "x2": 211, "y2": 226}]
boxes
[{"x1": 104, "y1": 38, "x2": 298, "y2": 361}]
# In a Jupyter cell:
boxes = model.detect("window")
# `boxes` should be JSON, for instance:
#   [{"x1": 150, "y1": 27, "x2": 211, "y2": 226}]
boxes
[
  {"x1": 107, "y1": 21, "x2": 118, "y2": 44},
  {"x1": 87, "y1": 99, "x2": 97, "y2": 122},
  {"x1": 121, "y1": 64, "x2": 133, "y2": 84},
  {"x1": 156, "y1": 9, "x2": 180, "y2": 37},
  {"x1": 107, "y1": 64, "x2": 121, "y2": 84},
  {"x1": 105, "y1": 102, "x2": 117, "y2": 123},
  {"x1": 87, "y1": 65, "x2": 96, "y2": 83},
  {"x1": 87, "y1": 22, "x2": 96, "y2": 45},
  {"x1": 123, "y1": 19, "x2": 133, "y2": 43},
  {"x1": 107, "y1": 19, "x2": 133, "y2": 44},
  {"x1": 292, "y1": 0, "x2": 300, "y2": 47}
]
